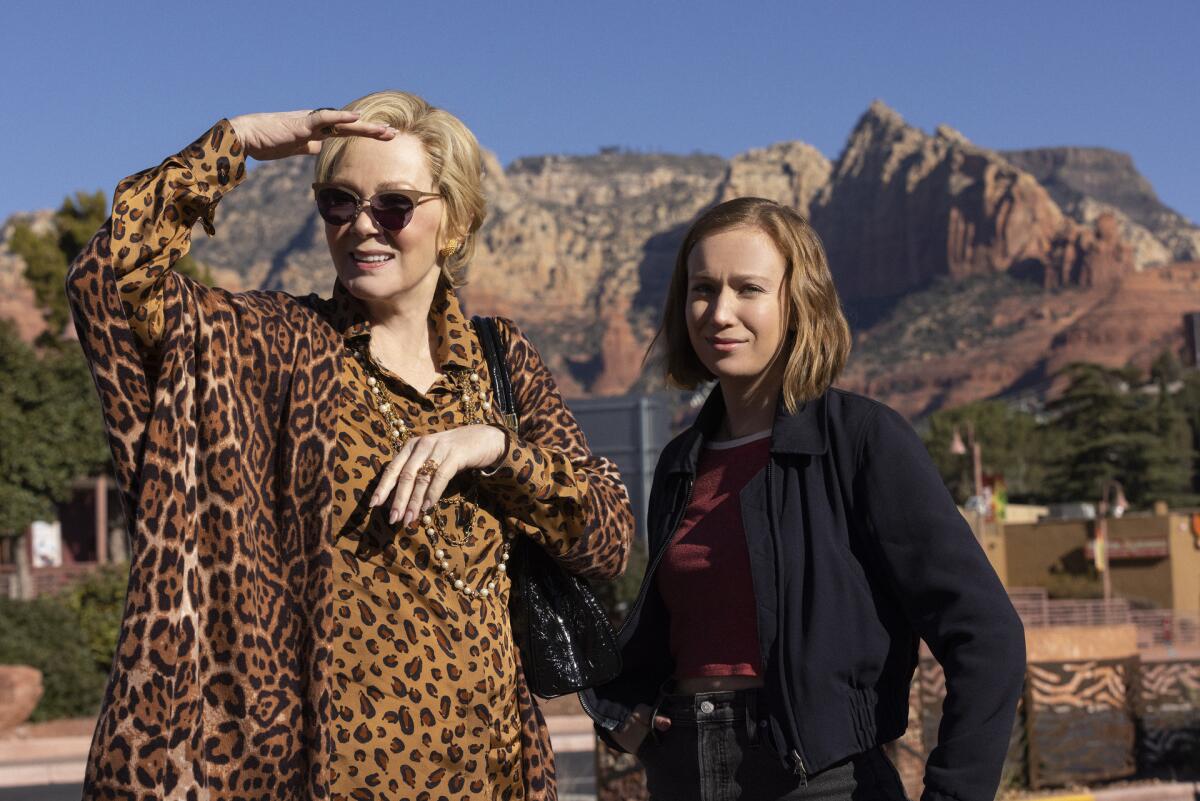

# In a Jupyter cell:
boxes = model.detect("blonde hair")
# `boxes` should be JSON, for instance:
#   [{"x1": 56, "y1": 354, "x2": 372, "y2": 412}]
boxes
[
  {"x1": 314, "y1": 91, "x2": 486, "y2": 286},
  {"x1": 654, "y1": 197, "x2": 851, "y2": 412}
]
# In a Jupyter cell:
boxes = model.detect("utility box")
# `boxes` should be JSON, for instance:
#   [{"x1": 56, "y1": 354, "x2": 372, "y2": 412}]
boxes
[{"x1": 566, "y1": 394, "x2": 674, "y2": 541}]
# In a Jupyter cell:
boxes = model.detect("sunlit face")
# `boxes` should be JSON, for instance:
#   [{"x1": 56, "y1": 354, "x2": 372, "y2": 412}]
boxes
[
  {"x1": 323, "y1": 133, "x2": 447, "y2": 306},
  {"x1": 685, "y1": 226, "x2": 790, "y2": 390}
]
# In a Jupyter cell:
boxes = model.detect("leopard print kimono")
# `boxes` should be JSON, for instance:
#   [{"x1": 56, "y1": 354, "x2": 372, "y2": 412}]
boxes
[{"x1": 66, "y1": 121, "x2": 634, "y2": 801}]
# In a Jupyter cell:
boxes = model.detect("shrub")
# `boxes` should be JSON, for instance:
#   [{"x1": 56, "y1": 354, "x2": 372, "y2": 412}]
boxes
[
  {"x1": 60, "y1": 563, "x2": 129, "y2": 672},
  {"x1": 0, "y1": 595, "x2": 108, "y2": 721}
]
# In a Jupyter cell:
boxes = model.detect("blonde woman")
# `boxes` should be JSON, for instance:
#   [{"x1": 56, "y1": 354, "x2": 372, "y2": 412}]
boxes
[
  {"x1": 583, "y1": 198, "x2": 1024, "y2": 801},
  {"x1": 68, "y1": 91, "x2": 633, "y2": 801}
]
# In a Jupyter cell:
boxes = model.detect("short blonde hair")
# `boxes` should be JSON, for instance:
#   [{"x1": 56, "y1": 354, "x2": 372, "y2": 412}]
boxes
[
  {"x1": 314, "y1": 91, "x2": 486, "y2": 286},
  {"x1": 655, "y1": 197, "x2": 851, "y2": 412}
]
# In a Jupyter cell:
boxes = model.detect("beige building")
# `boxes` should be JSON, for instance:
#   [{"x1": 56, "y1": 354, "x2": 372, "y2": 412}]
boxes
[{"x1": 979, "y1": 509, "x2": 1200, "y2": 612}]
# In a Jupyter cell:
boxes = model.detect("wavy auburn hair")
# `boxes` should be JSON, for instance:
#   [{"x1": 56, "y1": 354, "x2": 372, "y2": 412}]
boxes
[{"x1": 654, "y1": 197, "x2": 851, "y2": 413}]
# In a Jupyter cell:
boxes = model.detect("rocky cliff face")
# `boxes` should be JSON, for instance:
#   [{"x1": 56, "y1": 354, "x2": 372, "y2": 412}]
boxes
[
  {"x1": 1002, "y1": 146, "x2": 1200, "y2": 263},
  {"x1": 0, "y1": 213, "x2": 53, "y2": 342},
  {"x1": 6, "y1": 102, "x2": 1195, "y2": 418},
  {"x1": 811, "y1": 101, "x2": 1092, "y2": 304}
]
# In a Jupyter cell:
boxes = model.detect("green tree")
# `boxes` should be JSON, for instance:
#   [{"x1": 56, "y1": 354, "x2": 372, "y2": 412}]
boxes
[
  {"x1": 1043, "y1": 362, "x2": 1192, "y2": 507},
  {"x1": 54, "y1": 190, "x2": 108, "y2": 259},
  {"x1": 0, "y1": 321, "x2": 109, "y2": 537},
  {"x1": 922, "y1": 400, "x2": 1058, "y2": 504}
]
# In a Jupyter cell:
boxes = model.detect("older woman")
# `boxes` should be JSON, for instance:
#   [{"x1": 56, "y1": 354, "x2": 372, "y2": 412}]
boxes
[{"x1": 67, "y1": 91, "x2": 633, "y2": 801}]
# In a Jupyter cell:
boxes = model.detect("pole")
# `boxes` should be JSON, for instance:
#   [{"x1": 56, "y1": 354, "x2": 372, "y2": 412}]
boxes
[{"x1": 95, "y1": 474, "x2": 108, "y2": 565}]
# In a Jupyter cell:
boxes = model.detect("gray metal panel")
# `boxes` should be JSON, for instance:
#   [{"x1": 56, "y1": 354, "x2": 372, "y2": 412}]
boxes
[{"x1": 565, "y1": 394, "x2": 673, "y2": 540}]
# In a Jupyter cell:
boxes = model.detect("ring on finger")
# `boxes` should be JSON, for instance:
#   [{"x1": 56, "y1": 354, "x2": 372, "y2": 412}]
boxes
[{"x1": 416, "y1": 458, "x2": 440, "y2": 479}]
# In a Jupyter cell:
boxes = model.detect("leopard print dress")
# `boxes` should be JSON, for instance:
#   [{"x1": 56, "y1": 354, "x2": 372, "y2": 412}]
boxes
[{"x1": 68, "y1": 120, "x2": 634, "y2": 801}]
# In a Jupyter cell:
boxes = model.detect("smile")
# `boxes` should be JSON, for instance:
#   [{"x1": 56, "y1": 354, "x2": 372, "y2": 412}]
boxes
[
  {"x1": 351, "y1": 252, "x2": 394, "y2": 270},
  {"x1": 708, "y1": 337, "x2": 747, "y2": 352}
]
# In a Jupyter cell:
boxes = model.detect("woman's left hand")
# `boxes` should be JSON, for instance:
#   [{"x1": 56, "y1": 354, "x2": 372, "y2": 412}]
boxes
[{"x1": 369, "y1": 425, "x2": 508, "y2": 527}]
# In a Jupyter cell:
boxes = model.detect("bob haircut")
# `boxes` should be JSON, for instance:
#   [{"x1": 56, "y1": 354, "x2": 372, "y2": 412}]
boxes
[
  {"x1": 314, "y1": 90, "x2": 486, "y2": 287},
  {"x1": 655, "y1": 197, "x2": 851, "y2": 413}
]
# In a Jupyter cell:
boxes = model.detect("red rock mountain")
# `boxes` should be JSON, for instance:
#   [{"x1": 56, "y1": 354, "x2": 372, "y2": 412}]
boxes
[{"x1": 3, "y1": 102, "x2": 1197, "y2": 417}]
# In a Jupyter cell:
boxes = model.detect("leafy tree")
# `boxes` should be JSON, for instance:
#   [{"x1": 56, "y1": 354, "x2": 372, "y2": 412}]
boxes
[
  {"x1": 0, "y1": 321, "x2": 109, "y2": 537},
  {"x1": 922, "y1": 400, "x2": 1058, "y2": 504},
  {"x1": 54, "y1": 190, "x2": 108, "y2": 259}
]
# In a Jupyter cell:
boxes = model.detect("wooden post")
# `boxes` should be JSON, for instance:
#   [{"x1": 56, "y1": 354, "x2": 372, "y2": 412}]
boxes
[{"x1": 95, "y1": 474, "x2": 108, "y2": 565}]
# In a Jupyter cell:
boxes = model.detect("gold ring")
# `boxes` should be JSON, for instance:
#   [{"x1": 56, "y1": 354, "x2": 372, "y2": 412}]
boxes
[{"x1": 416, "y1": 458, "x2": 439, "y2": 479}]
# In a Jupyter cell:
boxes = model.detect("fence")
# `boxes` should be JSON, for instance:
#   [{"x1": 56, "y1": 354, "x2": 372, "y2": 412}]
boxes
[
  {"x1": 0, "y1": 562, "x2": 103, "y2": 598},
  {"x1": 1011, "y1": 587, "x2": 1200, "y2": 651}
]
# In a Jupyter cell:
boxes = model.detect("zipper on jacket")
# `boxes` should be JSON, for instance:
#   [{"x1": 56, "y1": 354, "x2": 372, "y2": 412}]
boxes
[
  {"x1": 582, "y1": 475, "x2": 695, "y2": 731},
  {"x1": 789, "y1": 750, "x2": 808, "y2": 785},
  {"x1": 766, "y1": 458, "x2": 811, "y2": 784}
]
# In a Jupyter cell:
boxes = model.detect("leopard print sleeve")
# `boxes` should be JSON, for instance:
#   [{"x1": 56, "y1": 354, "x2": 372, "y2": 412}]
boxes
[
  {"x1": 481, "y1": 317, "x2": 634, "y2": 581},
  {"x1": 108, "y1": 119, "x2": 247, "y2": 355}
]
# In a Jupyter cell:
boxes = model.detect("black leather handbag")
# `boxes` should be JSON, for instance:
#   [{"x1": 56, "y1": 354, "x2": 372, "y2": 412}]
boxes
[{"x1": 472, "y1": 315, "x2": 622, "y2": 698}]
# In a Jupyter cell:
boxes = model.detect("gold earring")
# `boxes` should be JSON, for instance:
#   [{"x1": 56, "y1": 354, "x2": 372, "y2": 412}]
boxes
[{"x1": 439, "y1": 238, "x2": 460, "y2": 259}]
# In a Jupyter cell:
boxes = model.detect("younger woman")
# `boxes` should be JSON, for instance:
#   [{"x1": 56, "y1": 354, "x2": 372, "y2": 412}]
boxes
[{"x1": 583, "y1": 198, "x2": 1025, "y2": 801}]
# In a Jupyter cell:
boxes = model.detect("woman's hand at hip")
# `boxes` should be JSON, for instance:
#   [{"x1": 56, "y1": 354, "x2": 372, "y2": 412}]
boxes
[
  {"x1": 612, "y1": 703, "x2": 672, "y2": 754},
  {"x1": 369, "y1": 425, "x2": 508, "y2": 527},
  {"x1": 228, "y1": 109, "x2": 396, "y2": 161}
]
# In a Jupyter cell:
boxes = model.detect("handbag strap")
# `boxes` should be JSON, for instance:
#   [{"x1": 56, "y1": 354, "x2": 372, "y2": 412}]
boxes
[{"x1": 472, "y1": 316, "x2": 520, "y2": 433}]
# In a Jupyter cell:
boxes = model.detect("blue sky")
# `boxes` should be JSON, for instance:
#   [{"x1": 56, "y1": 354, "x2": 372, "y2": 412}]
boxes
[{"x1": 1, "y1": 0, "x2": 1197, "y2": 225}]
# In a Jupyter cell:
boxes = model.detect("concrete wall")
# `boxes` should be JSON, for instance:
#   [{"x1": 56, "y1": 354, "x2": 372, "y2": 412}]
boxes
[
  {"x1": 1002, "y1": 515, "x2": 1180, "y2": 607},
  {"x1": 1002, "y1": 520, "x2": 1091, "y2": 589},
  {"x1": 1025, "y1": 624, "x2": 1139, "y2": 661}
]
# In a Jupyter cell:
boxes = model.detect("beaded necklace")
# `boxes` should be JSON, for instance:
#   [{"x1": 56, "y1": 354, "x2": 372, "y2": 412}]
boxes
[{"x1": 354, "y1": 344, "x2": 512, "y2": 603}]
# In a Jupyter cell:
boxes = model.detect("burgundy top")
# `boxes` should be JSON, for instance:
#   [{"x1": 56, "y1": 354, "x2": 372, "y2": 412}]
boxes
[{"x1": 656, "y1": 431, "x2": 770, "y2": 679}]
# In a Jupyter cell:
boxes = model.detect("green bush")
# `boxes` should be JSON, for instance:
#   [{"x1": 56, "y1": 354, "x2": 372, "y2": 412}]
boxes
[
  {"x1": 0, "y1": 564, "x2": 128, "y2": 721},
  {"x1": 0, "y1": 595, "x2": 108, "y2": 721},
  {"x1": 61, "y1": 563, "x2": 129, "y2": 672}
]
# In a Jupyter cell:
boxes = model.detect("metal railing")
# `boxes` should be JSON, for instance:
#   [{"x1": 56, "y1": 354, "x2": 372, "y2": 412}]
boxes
[{"x1": 1009, "y1": 587, "x2": 1200, "y2": 650}]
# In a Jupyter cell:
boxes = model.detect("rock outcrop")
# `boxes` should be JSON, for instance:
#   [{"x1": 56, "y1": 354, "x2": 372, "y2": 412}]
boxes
[
  {"x1": 0, "y1": 665, "x2": 43, "y2": 734},
  {"x1": 811, "y1": 101, "x2": 1085, "y2": 304},
  {"x1": 0, "y1": 213, "x2": 53, "y2": 343},
  {"x1": 1002, "y1": 146, "x2": 1200, "y2": 263},
  {"x1": 4, "y1": 101, "x2": 1190, "y2": 418},
  {"x1": 717, "y1": 141, "x2": 831, "y2": 217}
]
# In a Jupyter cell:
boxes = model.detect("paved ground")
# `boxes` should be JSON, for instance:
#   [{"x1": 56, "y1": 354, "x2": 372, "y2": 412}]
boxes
[
  {"x1": 2, "y1": 717, "x2": 1195, "y2": 801},
  {"x1": 0, "y1": 717, "x2": 600, "y2": 797},
  {"x1": 0, "y1": 785, "x2": 80, "y2": 801}
]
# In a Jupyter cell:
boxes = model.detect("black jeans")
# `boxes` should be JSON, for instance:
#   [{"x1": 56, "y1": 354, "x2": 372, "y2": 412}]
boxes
[{"x1": 636, "y1": 690, "x2": 909, "y2": 801}]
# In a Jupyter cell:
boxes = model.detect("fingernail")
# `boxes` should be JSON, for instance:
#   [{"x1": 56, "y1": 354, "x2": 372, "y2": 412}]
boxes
[
  {"x1": 388, "y1": 509, "x2": 399, "y2": 524},
  {"x1": 402, "y1": 510, "x2": 415, "y2": 527},
  {"x1": 368, "y1": 495, "x2": 378, "y2": 507}
]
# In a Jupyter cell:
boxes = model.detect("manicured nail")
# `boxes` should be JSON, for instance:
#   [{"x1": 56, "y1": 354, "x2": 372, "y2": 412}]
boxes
[
  {"x1": 368, "y1": 494, "x2": 379, "y2": 508},
  {"x1": 388, "y1": 509, "x2": 399, "y2": 524},
  {"x1": 402, "y1": 510, "x2": 415, "y2": 527}
]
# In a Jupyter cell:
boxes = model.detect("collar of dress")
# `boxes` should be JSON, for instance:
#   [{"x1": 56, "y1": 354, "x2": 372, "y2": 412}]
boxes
[{"x1": 328, "y1": 277, "x2": 484, "y2": 374}]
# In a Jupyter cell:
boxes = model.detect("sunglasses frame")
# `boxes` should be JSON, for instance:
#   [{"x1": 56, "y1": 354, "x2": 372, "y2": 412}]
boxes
[{"x1": 311, "y1": 182, "x2": 442, "y2": 231}]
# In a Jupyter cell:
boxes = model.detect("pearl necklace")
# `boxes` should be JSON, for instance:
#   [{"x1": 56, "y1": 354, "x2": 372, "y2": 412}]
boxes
[{"x1": 354, "y1": 345, "x2": 512, "y2": 604}]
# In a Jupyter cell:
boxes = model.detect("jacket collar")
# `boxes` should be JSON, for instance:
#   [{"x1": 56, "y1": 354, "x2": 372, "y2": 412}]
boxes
[
  {"x1": 665, "y1": 385, "x2": 831, "y2": 475},
  {"x1": 330, "y1": 278, "x2": 480, "y2": 373}
]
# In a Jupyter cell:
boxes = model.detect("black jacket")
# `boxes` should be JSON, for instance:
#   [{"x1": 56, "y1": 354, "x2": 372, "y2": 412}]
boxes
[{"x1": 582, "y1": 387, "x2": 1025, "y2": 801}]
